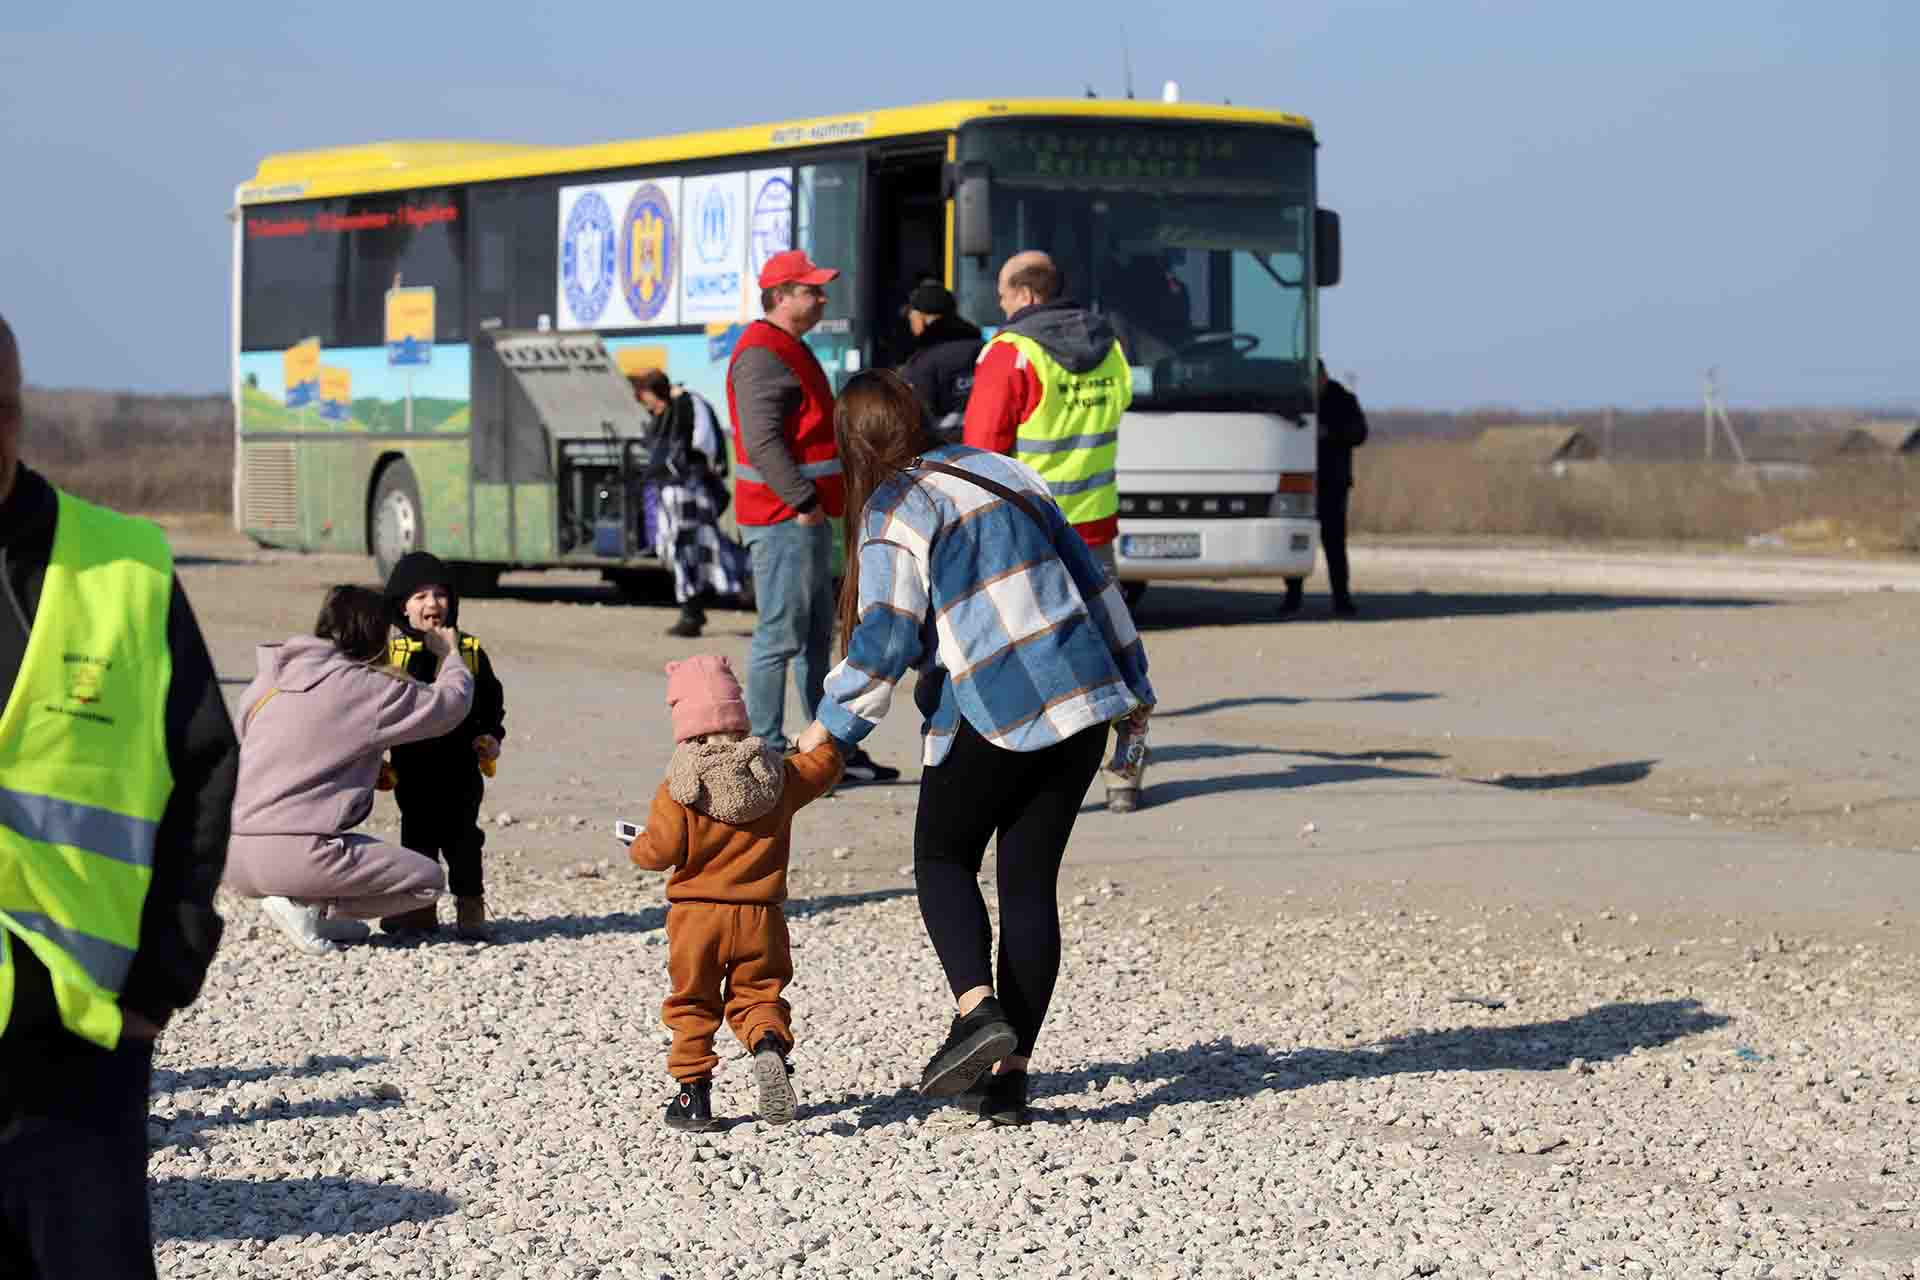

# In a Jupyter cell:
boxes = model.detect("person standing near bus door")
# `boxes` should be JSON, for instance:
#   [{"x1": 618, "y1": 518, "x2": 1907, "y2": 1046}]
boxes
[
  {"x1": 897, "y1": 282, "x2": 982, "y2": 443},
  {"x1": 0, "y1": 313, "x2": 239, "y2": 1278},
  {"x1": 1281, "y1": 360, "x2": 1369, "y2": 617},
  {"x1": 961, "y1": 250, "x2": 1150, "y2": 813},
  {"x1": 727, "y1": 250, "x2": 899, "y2": 784}
]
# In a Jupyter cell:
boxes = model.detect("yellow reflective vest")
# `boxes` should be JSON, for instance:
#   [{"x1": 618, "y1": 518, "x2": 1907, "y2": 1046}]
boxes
[
  {"x1": 0, "y1": 491, "x2": 174, "y2": 1050},
  {"x1": 385, "y1": 634, "x2": 494, "y2": 776},
  {"x1": 990, "y1": 330, "x2": 1134, "y2": 526}
]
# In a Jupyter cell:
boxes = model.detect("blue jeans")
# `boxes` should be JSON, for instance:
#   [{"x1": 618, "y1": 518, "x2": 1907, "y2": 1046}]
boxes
[{"x1": 742, "y1": 518, "x2": 835, "y2": 752}]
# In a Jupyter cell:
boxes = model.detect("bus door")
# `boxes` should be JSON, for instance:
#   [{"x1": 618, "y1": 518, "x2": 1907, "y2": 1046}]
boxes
[
  {"x1": 865, "y1": 146, "x2": 946, "y2": 371},
  {"x1": 796, "y1": 159, "x2": 864, "y2": 391}
]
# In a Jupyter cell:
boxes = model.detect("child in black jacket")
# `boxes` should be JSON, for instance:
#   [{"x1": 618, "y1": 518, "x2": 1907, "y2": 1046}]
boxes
[{"x1": 380, "y1": 552, "x2": 507, "y2": 939}]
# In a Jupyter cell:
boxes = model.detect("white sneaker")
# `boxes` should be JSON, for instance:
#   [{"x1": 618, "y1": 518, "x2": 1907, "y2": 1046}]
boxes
[
  {"x1": 315, "y1": 912, "x2": 371, "y2": 944},
  {"x1": 260, "y1": 896, "x2": 339, "y2": 955}
]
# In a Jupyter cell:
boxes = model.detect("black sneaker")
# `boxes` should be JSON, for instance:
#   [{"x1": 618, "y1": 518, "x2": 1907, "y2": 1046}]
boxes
[
  {"x1": 975, "y1": 1066, "x2": 1036, "y2": 1128},
  {"x1": 751, "y1": 1032, "x2": 797, "y2": 1126},
  {"x1": 666, "y1": 603, "x2": 706, "y2": 638},
  {"x1": 1278, "y1": 583, "x2": 1304, "y2": 616},
  {"x1": 840, "y1": 748, "x2": 900, "y2": 785},
  {"x1": 664, "y1": 1078, "x2": 720, "y2": 1132},
  {"x1": 920, "y1": 997, "x2": 1017, "y2": 1097}
]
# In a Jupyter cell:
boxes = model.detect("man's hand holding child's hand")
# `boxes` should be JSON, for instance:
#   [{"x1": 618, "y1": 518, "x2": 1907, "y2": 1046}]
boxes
[
  {"x1": 794, "y1": 720, "x2": 832, "y2": 754},
  {"x1": 473, "y1": 735, "x2": 501, "y2": 762}
]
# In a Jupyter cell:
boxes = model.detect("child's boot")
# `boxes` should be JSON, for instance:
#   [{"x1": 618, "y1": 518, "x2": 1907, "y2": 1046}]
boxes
[
  {"x1": 455, "y1": 895, "x2": 489, "y2": 941},
  {"x1": 665, "y1": 1078, "x2": 720, "y2": 1132},
  {"x1": 751, "y1": 1032, "x2": 797, "y2": 1125}
]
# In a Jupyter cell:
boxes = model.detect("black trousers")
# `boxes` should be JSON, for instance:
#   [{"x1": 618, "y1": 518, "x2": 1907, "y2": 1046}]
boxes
[
  {"x1": 397, "y1": 770, "x2": 486, "y2": 898},
  {"x1": 0, "y1": 1037, "x2": 156, "y2": 1279},
  {"x1": 913, "y1": 718, "x2": 1106, "y2": 1058},
  {"x1": 1319, "y1": 485, "x2": 1351, "y2": 603},
  {"x1": 1285, "y1": 485, "x2": 1353, "y2": 604}
]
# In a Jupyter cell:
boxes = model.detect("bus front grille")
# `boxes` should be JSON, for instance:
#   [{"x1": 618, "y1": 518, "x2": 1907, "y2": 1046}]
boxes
[{"x1": 242, "y1": 443, "x2": 298, "y2": 530}]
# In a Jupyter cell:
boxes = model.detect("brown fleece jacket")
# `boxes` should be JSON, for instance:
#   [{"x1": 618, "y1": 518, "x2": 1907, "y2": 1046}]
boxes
[{"x1": 630, "y1": 742, "x2": 842, "y2": 903}]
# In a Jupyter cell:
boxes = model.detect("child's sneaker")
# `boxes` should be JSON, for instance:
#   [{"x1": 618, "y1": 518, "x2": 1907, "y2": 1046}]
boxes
[
  {"x1": 966, "y1": 1069, "x2": 1032, "y2": 1126},
  {"x1": 259, "y1": 896, "x2": 338, "y2": 956},
  {"x1": 751, "y1": 1032, "x2": 797, "y2": 1125},
  {"x1": 919, "y1": 996, "x2": 1017, "y2": 1096},
  {"x1": 664, "y1": 1079, "x2": 720, "y2": 1133}
]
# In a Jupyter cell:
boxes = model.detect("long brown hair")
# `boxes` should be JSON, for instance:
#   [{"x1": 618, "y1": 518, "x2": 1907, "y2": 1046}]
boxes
[
  {"x1": 833, "y1": 369, "x2": 937, "y2": 655},
  {"x1": 314, "y1": 584, "x2": 391, "y2": 662}
]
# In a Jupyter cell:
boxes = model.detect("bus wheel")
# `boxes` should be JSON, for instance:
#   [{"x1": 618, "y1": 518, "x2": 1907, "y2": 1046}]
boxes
[
  {"x1": 1120, "y1": 581, "x2": 1148, "y2": 610},
  {"x1": 371, "y1": 461, "x2": 423, "y2": 582}
]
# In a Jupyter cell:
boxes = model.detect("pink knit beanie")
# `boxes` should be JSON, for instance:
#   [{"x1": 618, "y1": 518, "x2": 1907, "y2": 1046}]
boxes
[{"x1": 665, "y1": 654, "x2": 750, "y2": 742}]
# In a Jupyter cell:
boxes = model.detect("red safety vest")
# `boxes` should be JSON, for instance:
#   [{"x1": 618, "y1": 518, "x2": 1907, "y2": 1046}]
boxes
[{"x1": 726, "y1": 320, "x2": 844, "y2": 525}]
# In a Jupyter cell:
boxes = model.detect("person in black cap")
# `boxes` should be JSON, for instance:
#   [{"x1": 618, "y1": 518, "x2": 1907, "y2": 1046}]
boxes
[
  {"x1": 897, "y1": 281, "x2": 983, "y2": 442},
  {"x1": 380, "y1": 551, "x2": 508, "y2": 939}
]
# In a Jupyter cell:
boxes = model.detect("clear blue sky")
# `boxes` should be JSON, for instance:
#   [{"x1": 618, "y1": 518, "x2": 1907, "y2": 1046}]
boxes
[{"x1": 1, "y1": 1, "x2": 1908, "y2": 409}]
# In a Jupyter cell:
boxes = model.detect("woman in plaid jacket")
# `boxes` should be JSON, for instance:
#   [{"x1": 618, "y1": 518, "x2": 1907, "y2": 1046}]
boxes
[{"x1": 798, "y1": 370, "x2": 1153, "y2": 1127}]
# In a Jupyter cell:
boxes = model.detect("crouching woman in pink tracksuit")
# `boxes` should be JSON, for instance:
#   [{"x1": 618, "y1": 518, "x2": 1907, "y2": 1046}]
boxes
[{"x1": 225, "y1": 584, "x2": 473, "y2": 954}]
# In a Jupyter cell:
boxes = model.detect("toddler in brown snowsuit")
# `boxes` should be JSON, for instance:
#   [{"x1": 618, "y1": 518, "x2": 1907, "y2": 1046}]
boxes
[{"x1": 629, "y1": 654, "x2": 841, "y2": 1131}]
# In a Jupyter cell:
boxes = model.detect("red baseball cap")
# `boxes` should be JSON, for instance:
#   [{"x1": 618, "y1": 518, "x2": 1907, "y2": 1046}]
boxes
[{"x1": 758, "y1": 249, "x2": 838, "y2": 290}]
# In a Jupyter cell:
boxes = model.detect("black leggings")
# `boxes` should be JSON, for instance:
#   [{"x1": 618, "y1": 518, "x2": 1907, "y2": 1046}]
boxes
[{"x1": 913, "y1": 717, "x2": 1106, "y2": 1057}]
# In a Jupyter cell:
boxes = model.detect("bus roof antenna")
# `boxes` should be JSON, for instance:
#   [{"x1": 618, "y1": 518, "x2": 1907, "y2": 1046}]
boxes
[
  {"x1": 1121, "y1": 26, "x2": 1135, "y2": 99},
  {"x1": 1085, "y1": 82, "x2": 1098, "y2": 99}
]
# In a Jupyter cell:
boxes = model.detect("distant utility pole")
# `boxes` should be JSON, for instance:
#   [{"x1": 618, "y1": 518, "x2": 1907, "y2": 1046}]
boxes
[
  {"x1": 1603, "y1": 407, "x2": 1614, "y2": 458},
  {"x1": 1702, "y1": 367, "x2": 1748, "y2": 465}
]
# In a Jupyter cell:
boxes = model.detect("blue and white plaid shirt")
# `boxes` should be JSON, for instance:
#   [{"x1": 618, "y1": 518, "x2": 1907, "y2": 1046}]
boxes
[{"x1": 818, "y1": 445, "x2": 1153, "y2": 765}]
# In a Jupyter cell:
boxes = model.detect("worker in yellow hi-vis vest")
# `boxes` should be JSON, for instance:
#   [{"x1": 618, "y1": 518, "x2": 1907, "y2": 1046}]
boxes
[
  {"x1": 962, "y1": 251, "x2": 1153, "y2": 813},
  {"x1": 0, "y1": 314, "x2": 239, "y2": 1278}
]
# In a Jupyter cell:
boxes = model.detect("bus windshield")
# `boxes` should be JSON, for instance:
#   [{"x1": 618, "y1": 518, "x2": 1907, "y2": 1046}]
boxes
[{"x1": 955, "y1": 120, "x2": 1316, "y2": 416}]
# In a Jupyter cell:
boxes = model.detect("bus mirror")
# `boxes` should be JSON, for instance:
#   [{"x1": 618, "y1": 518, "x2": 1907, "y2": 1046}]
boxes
[
  {"x1": 1314, "y1": 209, "x2": 1342, "y2": 288},
  {"x1": 954, "y1": 162, "x2": 994, "y2": 259}
]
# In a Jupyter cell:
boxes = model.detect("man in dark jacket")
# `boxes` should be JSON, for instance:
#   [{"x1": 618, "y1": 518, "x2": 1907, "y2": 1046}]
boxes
[
  {"x1": 0, "y1": 313, "x2": 239, "y2": 1277},
  {"x1": 897, "y1": 283, "x2": 983, "y2": 442},
  {"x1": 1283, "y1": 360, "x2": 1369, "y2": 617}
]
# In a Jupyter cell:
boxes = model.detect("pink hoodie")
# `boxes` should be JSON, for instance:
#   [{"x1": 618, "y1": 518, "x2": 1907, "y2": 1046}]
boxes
[{"x1": 228, "y1": 635, "x2": 473, "y2": 840}]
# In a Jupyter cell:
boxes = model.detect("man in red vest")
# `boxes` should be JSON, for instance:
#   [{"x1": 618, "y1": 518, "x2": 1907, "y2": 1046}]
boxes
[{"x1": 727, "y1": 250, "x2": 898, "y2": 782}]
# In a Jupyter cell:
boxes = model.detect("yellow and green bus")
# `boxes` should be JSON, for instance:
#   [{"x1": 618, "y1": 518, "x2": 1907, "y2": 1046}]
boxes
[{"x1": 232, "y1": 97, "x2": 1340, "y2": 598}]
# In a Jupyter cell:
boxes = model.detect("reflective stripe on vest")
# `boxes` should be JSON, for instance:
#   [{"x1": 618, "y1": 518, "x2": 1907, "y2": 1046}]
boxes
[
  {"x1": 0, "y1": 490, "x2": 174, "y2": 1050},
  {"x1": 734, "y1": 458, "x2": 844, "y2": 486},
  {"x1": 991, "y1": 331, "x2": 1133, "y2": 526}
]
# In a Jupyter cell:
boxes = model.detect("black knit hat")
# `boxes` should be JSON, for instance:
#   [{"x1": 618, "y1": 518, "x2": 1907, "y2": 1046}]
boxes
[{"x1": 383, "y1": 551, "x2": 460, "y2": 632}]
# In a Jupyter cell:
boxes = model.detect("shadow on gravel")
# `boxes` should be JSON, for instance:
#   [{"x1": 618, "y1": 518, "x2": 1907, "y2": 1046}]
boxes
[
  {"x1": 1131, "y1": 583, "x2": 1772, "y2": 630},
  {"x1": 483, "y1": 888, "x2": 913, "y2": 946},
  {"x1": 152, "y1": 1177, "x2": 456, "y2": 1240},
  {"x1": 154, "y1": 1093, "x2": 404, "y2": 1149},
  {"x1": 1149, "y1": 743, "x2": 1446, "y2": 766},
  {"x1": 1486, "y1": 760, "x2": 1658, "y2": 790},
  {"x1": 155, "y1": 1054, "x2": 387, "y2": 1094},
  {"x1": 1030, "y1": 1000, "x2": 1730, "y2": 1121},
  {"x1": 1157, "y1": 691, "x2": 1441, "y2": 718},
  {"x1": 1100, "y1": 761, "x2": 1415, "y2": 809}
]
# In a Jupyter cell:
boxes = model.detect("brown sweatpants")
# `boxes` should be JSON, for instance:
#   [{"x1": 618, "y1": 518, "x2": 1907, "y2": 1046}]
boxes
[{"x1": 663, "y1": 901, "x2": 793, "y2": 1082}]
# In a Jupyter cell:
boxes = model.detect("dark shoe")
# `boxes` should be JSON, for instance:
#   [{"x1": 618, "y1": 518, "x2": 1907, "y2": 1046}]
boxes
[
  {"x1": 839, "y1": 747, "x2": 901, "y2": 785},
  {"x1": 969, "y1": 1070, "x2": 1031, "y2": 1126},
  {"x1": 665, "y1": 1078, "x2": 721, "y2": 1132},
  {"x1": 666, "y1": 604, "x2": 706, "y2": 638},
  {"x1": 380, "y1": 904, "x2": 439, "y2": 935},
  {"x1": 1332, "y1": 597, "x2": 1359, "y2": 617},
  {"x1": 751, "y1": 1032, "x2": 797, "y2": 1125},
  {"x1": 920, "y1": 997, "x2": 1017, "y2": 1097},
  {"x1": 454, "y1": 895, "x2": 489, "y2": 941}
]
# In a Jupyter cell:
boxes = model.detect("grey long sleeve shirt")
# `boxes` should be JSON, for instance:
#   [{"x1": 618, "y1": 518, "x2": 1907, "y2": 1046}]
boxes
[{"x1": 728, "y1": 345, "x2": 818, "y2": 513}]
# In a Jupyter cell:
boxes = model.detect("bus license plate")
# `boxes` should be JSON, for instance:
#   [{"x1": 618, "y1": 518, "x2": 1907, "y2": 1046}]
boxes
[{"x1": 1121, "y1": 533, "x2": 1201, "y2": 559}]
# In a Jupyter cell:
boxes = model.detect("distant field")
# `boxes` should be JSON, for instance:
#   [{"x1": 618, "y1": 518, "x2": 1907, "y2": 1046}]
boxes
[
  {"x1": 22, "y1": 387, "x2": 1920, "y2": 549},
  {"x1": 1353, "y1": 442, "x2": 1920, "y2": 551}
]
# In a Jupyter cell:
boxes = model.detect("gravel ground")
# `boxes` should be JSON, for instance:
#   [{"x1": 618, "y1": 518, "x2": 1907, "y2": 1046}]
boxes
[{"x1": 150, "y1": 859, "x2": 1920, "y2": 1279}]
